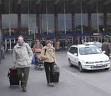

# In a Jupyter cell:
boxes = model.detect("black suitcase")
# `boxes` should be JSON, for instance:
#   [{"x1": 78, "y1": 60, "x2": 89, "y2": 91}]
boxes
[
  {"x1": 51, "y1": 64, "x2": 60, "y2": 83},
  {"x1": 8, "y1": 68, "x2": 20, "y2": 86}
]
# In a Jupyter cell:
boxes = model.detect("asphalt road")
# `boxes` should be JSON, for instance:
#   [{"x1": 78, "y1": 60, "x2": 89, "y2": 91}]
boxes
[{"x1": 0, "y1": 52, "x2": 111, "y2": 96}]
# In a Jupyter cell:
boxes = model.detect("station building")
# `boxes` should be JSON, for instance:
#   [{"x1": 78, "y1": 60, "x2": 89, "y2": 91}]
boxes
[{"x1": 0, "y1": 0, "x2": 111, "y2": 50}]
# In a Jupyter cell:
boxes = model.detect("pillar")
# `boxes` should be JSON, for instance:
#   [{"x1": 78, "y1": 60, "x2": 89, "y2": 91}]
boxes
[
  {"x1": 17, "y1": 4, "x2": 21, "y2": 35},
  {"x1": 54, "y1": 5, "x2": 59, "y2": 42},
  {"x1": 88, "y1": 12, "x2": 91, "y2": 32},
  {"x1": 0, "y1": 4, "x2": 2, "y2": 48},
  {"x1": 72, "y1": 13, "x2": 75, "y2": 32},
  {"x1": 103, "y1": 12, "x2": 107, "y2": 32},
  {"x1": 36, "y1": 13, "x2": 41, "y2": 40},
  {"x1": 54, "y1": 13, "x2": 59, "y2": 41}
]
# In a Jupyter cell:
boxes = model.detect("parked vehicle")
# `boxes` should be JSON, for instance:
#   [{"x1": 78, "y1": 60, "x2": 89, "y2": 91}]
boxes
[
  {"x1": 84, "y1": 42, "x2": 102, "y2": 50},
  {"x1": 67, "y1": 44, "x2": 110, "y2": 72}
]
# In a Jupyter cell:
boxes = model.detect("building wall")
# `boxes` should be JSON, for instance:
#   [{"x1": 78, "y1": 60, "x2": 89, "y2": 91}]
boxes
[{"x1": 1, "y1": 13, "x2": 111, "y2": 33}]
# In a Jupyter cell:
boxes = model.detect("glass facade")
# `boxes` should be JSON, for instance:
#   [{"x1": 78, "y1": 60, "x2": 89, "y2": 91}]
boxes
[
  {"x1": 91, "y1": 13, "x2": 103, "y2": 29},
  {"x1": 58, "y1": 14, "x2": 72, "y2": 32},
  {"x1": 42, "y1": 14, "x2": 54, "y2": 33},
  {"x1": 107, "y1": 13, "x2": 111, "y2": 25},
  {"x1": 2, "y1": 14, "x2": 17, "y2": 29},
  {"x1": 75, "y1": 14, "x2": 88, "y2": 27},
  {"x1": 1, "y1": 0, "x2": 111, "y2": 51},
  {"x1": 1, "y1": 13, "x2": 111, "y2": 38},
  {"x1": 21, "y1": 14, "x2": 36, "y2": 34}
]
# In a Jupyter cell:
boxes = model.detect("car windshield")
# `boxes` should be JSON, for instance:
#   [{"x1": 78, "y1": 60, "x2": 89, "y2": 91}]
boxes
[{"x1": 79, "y1": 46, "x2": 102, "y2": 55}]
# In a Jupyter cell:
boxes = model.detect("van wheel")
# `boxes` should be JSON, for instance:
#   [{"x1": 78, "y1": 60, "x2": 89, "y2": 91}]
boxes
[
  {"x1": 68, "y1": 59, "x2": 73, "y2": 67},
  {"x1": 78, "y1": 63, "x2": 83, "y2": 72}
]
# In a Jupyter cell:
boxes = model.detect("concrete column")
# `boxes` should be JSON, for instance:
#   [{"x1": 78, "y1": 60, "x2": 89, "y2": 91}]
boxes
[
  {"x1": 54, "y1": 13, "x2": 59, "y2": 42},
  {"x1": 72, "y1": 13, "x2": 75, "y2": 32},
  {"x1": 18, "y1": 14, "x2": 21, "y2": 30},
  {"x1": 54, "y1": 5, "x2": 59, "y2": 42},
  {"x1": 0, "y1": 3, "x2": 2, "y2": 29},
  {"x1": 17, "y1": 4, "x2": 21, "y2": 34},
  {"x1": 72, "y1": 13, "x2": 78, "y2": 44},
  {"x1": 0, "y1": 4, "x2": 2, "y2": 47},
  {"x1": 36, "y1": 4, "x2": 42, "y2": 40},
  {"x1": 88, "y1": 12, "x2": 91, "y2": 32},
  {"x1": 103, "y1": 12, "x2": 107, "y2": 32},
  {"x1": 0, "y1": 14, "x2": 2, "y2": 29},
  {"x1": 36, "y1": 13, "x2": 41, "y2": 40},
  {"x1": 0, "y1": 14, "x2": 2, "y2": 45}
]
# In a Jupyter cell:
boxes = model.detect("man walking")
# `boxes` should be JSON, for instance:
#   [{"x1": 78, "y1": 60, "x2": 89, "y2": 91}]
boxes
[
  {"x1": 102, "y1": 39, "x2": 110, "y2": 57},
  {"x1": 13, "y1": 36, "x2": 33, "y2": 92}
]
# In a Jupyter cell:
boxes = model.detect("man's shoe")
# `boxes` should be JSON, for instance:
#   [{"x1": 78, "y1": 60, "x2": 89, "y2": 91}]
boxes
[
  {"x1": 21, "y1": 82, "x2": 23, "y2": 87},
  {"x1": 22, "y1": 87, "x2": 27, "y2": 92}
]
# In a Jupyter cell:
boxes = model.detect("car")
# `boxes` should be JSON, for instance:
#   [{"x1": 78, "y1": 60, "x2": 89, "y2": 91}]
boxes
[
  {"x1": 67, "y1": 44, "x2": 110, "y2": 72},
  {"x1": 84, "y1": 42, "x2": 102, "y2": 50}
]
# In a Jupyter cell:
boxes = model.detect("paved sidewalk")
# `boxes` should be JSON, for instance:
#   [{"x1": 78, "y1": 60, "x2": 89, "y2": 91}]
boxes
[{"x1": 0, "y1": 53, "x2": 110, "y2": 96}]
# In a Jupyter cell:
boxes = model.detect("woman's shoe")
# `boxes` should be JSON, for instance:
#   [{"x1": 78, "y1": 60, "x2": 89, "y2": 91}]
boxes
[{"x1": 48, "y1": 83, "x2": 55, "y2": 87}]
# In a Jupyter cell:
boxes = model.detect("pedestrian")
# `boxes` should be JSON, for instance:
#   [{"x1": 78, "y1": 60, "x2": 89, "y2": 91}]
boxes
[
  {"x1": 1, "y1": 41, "x2": 5, "y2": 59},
  {"x1": 102, "y1": 39, "x2": 110, "y2": 57},
  {"x1": 33, "y1": 39, "x2": 43, "y2": 64},
  {"x1": 33, "y1": 39, "x2": 43, "y2": 53},
  {"x1": 40, "y1": 40, "x2": 56, "y2": 87},
  {"x1": 13, "y1": 35, "x2": 33, "y2": 92},
  {"x1": 55, "y1": 40, "x2": 60, "y2": 51}
]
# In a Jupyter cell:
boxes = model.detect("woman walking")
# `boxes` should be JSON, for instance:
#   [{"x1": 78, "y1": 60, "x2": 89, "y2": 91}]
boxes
[{"x1": 40, "y1": 40, "x2": 56, "y2": 87}]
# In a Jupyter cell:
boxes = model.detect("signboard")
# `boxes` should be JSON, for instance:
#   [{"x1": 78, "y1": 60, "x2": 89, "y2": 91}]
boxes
[{"x1": 93, "y1": 33, "x2": 101, "y2": 36}]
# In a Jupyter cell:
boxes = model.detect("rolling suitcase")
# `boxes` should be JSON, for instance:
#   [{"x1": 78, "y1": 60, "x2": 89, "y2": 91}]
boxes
[
  {"x1": 8, "y1": 68, "x2": 20, "y2": 86},
  {"x1": 51, "y1": 64, "x2": 60, "y2": 83}
]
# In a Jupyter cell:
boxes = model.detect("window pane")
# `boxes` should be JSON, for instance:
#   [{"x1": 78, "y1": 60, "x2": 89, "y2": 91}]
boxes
[
  {"x1": 91, "y1": 13, "x2": 103, "y2": 29},
  {"x1": 2, "y1": 14, "x2": 17, "y2": 29},
  {"x1": 75, "y1": 13, "x2": 88, "y2": 26},
  {"x1": 42, "y1": 14, "x2": 54, "y2": 33},
  {"x1": 21, "y1": 14, "x2": 36, "y2": 34},
  {"x1": 58, "y1": 14, "x2": 72, "y2": 31}
]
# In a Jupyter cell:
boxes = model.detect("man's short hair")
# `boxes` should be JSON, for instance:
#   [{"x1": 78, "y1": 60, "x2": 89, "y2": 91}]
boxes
[{"x1": 18, "y1": 35, "x2": 24, "y2": 40}]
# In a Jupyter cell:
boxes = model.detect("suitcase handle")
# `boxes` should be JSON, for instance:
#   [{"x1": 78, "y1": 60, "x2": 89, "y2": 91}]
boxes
[{"x1": 7, "y1": 67, "x2": 17, "y2": 78}]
